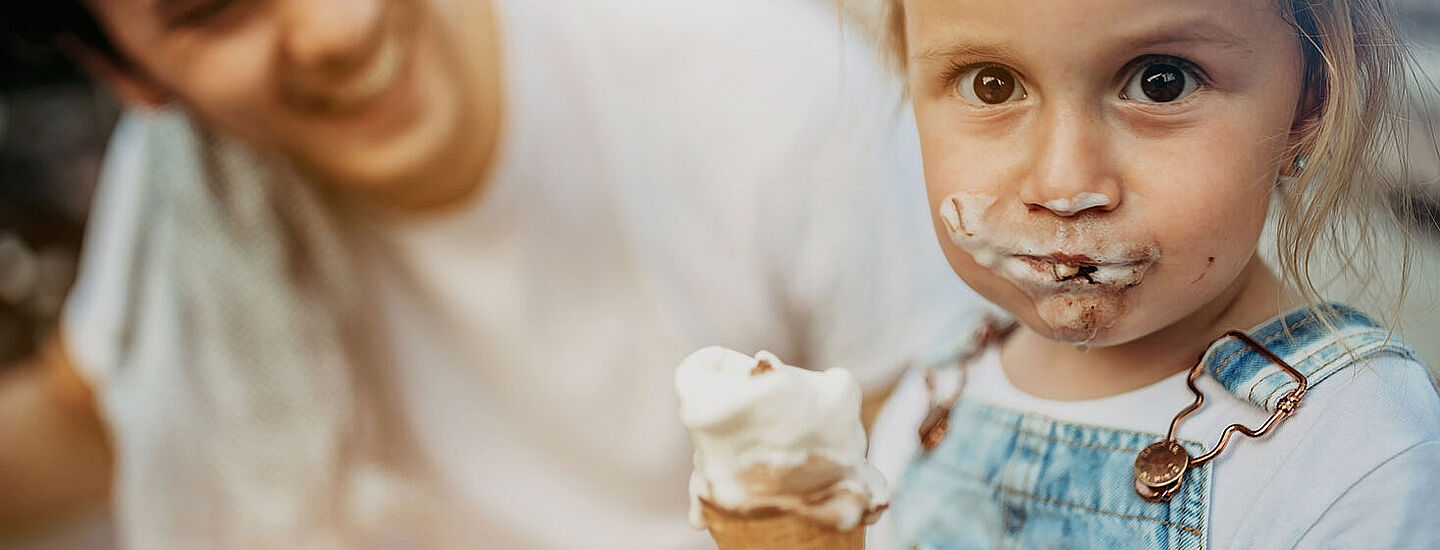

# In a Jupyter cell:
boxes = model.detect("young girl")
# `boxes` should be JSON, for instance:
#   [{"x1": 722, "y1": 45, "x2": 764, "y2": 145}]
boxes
[{"x1": 869, "y1": 0, "x2": 1440, "y2": 548}]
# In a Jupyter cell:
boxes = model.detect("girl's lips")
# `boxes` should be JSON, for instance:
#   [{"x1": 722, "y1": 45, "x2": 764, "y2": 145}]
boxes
[
  {"x1": 936, "y1": 191, "x2": 1163, "y2": 288},
  {"x1": 1011, "y1": 254, "x2": 1156, "y2": 287},
  {"x1": 1041, "y1": 252, "x2": 1097, "y2": 265}
]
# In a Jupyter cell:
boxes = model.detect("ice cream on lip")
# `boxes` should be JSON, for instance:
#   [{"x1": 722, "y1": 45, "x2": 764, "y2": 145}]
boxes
[
  {"x1": 675, "y1": 346, "x2": 888, "y2": 532},
  {"x1": 938, "y1": 191, "x2": 1163, "y2": 343},
  {"x1": 1012, "y1": 253, "x2": 1156, "y2": 288},
  {"x1": 937, "y1": 192, "x2": 1161, "y2": 291}
]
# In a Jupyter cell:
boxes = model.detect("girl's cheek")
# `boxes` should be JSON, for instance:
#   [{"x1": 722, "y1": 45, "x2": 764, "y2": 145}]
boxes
[{"x1": 921, "y1": 142, "x2": 999, "y2": 198}]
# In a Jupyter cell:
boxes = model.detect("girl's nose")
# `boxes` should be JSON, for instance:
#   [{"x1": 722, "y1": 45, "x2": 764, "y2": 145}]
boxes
[
  {"x1": 282, "y1": 0, "x2": 386, "y2": 75},
  {"x1": 1018, "y1": 102, "x2": 1122, "y2": 217}
]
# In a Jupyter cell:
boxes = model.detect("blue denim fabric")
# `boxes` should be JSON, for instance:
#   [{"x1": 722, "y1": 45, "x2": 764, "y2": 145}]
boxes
[
  {"x1": 1203, "y1": 304, "x2": 1416, "y2": 412},
  {"x1": 892, "y1": 304, "x2": 1414, "y2": 550},
  {"x1": 896, "y1": 401, "x2": 1212, "y2": 550}
]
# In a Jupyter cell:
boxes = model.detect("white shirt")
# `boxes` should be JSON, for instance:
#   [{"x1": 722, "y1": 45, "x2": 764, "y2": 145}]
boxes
[
  {"x1": 65, "y1": 0, "x2": 986, "y2": 547},
  {"x1": 871, "y1": 347, "x2": 1440, "y2": 549}
]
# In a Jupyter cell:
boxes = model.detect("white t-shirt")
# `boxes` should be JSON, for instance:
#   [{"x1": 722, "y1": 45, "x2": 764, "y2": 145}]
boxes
[
  {"x1": 871, "y1": 347, "x2": 1440, "y2": 549},
  {"x1": 65, "y1": 0, "x2": 986, "y2": 547}
]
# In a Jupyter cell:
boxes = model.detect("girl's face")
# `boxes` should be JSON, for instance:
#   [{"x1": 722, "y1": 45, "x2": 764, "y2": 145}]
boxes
[{"x1": 904, "y1": 0, "x2": 1307, "y2": 346}]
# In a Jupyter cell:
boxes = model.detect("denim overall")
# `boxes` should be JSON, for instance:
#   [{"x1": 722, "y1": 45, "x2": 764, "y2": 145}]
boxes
[{"x1": 892, "y1": 304, "x2": 1417, "y2": 550}]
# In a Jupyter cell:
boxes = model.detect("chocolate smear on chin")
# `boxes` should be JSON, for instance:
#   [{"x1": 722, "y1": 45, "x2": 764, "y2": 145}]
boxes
[{"x1": 1040, "y1": 291, "x2": 1128, "y2": 344}]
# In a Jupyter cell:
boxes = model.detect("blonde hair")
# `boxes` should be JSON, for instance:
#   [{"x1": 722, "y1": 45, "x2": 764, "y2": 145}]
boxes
[
  {"x1": 1274, "y1": 0, "x2": 1420, "y2": 324},
  {"x1": 877, "y1": 0, "x2": 1429, "y2": 325}
]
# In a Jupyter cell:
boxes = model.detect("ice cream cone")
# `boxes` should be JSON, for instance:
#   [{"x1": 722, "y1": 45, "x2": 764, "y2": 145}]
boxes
[{"x1": 700, "y1": 500, "x2": 864, "y2": 550}]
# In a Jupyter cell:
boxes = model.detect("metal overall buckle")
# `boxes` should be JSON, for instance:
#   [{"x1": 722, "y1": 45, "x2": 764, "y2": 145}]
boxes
[
  {"x1": 918, "y1": 319, "x2": 1016, "y2": 451},
  {"x1": 1133, "y1": 330, "x2": 1308, "y2": 502}
]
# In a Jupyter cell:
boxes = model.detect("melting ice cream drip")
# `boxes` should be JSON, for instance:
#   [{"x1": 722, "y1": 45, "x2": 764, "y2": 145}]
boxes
[{"x1": 676, "y1": 347, "x2": 888, "y2": 532}]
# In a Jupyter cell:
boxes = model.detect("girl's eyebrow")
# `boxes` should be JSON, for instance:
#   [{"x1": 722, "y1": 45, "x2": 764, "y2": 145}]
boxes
[
  {"x1": 910, "y1": 42, "x2": 1020, "y2": 65},
  {"x1": 911, "y1": 18, "x2": 1255, "y2": 66},
  {"x1": 1125, "y1": 20, "x2": 1256, "y2": 54}
]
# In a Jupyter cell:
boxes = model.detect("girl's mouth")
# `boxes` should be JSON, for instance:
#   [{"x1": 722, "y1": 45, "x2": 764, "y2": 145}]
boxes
[
  {"x1": 1054, "y1": 263, "x2": 1099, "y2": 283},
  {"x1": 937, "y1": 191, "x2": 1162, "y2": 290},
  {"x1": 1013, "y1": 254, "x2": 1155, "y2": 287}
]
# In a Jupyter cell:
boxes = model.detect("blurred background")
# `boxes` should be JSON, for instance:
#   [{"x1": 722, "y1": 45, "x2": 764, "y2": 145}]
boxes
[
  {"x1": 0, "y1": 32, "x2": 111, "y2": 370},
  {"x1": 0, "y1": 22, "x2": 115, "y2": 550},
  {"x1": 1, "y1": 1, "x2": 1438, "y2": 548}
]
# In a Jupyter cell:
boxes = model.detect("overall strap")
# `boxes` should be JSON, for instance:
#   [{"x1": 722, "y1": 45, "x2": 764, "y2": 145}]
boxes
[{"x1": 1201, "y1": 303, "x2": 1416, "y2": 413}]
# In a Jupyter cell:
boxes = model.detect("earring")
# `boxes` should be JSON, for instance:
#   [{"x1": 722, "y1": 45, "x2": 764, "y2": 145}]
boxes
[
  {"x1": 1292, "y1": 154, "x2": 1309, "y2": 173},
  {"x1": 1278, "y1": 154, "x2": 1309, "y2": 188}
]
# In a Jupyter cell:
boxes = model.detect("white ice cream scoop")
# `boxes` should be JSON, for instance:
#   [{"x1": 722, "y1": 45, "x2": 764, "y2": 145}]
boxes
[{"x1": 676, "y1": 346, "x2": 889, "y2": 532}]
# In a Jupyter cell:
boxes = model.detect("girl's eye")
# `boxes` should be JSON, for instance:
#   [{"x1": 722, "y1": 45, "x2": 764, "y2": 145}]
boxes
[
  {"x1": 1120, "y1": 59, "x2": 1200, "y2": 103},
  {"x1": 953, "y1": 65, "x2": 1027, "y2": 106}
]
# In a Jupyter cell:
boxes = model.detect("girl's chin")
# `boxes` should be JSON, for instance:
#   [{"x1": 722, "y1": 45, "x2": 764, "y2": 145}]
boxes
[{"x1": 1026, "y1": 291, "x2": 1132, "y2": 345}]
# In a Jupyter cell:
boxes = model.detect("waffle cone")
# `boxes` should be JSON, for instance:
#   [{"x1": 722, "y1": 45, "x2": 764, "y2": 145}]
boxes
[{"x1": 700, "y1": 501, "x2": 864, "y2": 550}]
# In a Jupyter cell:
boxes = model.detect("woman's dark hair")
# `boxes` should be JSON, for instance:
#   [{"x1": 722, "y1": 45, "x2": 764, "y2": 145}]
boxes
[{"x1": 3, "y1": 0, "x2": 120, "y2": 60}]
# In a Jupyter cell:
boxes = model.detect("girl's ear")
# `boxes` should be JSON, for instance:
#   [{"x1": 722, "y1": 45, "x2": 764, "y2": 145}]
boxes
[
  {"x1": 58, "y1": 36, "x2": 171, "y2": 109},
  {"x1": 1286, "y1": 68, "x2": 1325, "y2": 156}
]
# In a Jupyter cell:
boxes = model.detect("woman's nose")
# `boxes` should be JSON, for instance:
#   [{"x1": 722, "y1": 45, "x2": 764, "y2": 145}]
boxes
[
  {"x1": 1018, "y1": 102, "x2": 1122, "y2": 217},
  {"x1": 282, "y1": 0, "x2": 386, "y2": 75}
]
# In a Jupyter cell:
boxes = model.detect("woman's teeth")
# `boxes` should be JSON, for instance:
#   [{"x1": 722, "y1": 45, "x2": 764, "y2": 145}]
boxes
[
  {"x1": 302, "y1": 38, "x2": 406, "y2": 115},
  {"x1": 341, "y1": 39, "x2": 403, "y2": 106}
]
